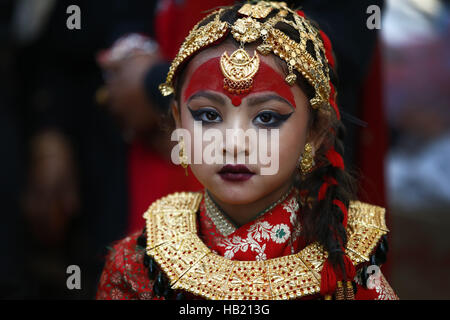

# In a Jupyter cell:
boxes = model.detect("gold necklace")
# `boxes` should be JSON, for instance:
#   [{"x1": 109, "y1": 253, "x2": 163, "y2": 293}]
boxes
[
  {"x1": 143, "y1": 192, "x2": 389, "y2": 300},
  {"x1": 204, "y1": 185, "x2": 294, "y2": 237}
]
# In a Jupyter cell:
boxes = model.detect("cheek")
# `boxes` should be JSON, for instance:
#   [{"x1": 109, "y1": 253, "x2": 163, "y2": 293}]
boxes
[{"x1": 278, "y1": 111, "x2": 309, "y2": 167}]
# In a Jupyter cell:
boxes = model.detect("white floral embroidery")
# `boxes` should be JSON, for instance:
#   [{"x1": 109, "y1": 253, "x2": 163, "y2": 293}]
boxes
[
  {"x1": 219, "y1": 222, "x2": 291, "y2": 260},
  {"x1": 284, "y1": 196, "x2": 301, "y2": 241},
  {"x1": 283, "y1": 196, "x2": 299, "y2": 226},
  {"x1": 375, "y1": 273, "x2": 399, "y2": 300},
  {"x1": 218, "y1": 193, "x2": 300, "y2": 261},
  {"x1": 110, "y1": 287, "x2": 123, "y2": 300},
  {"x1": 248, "y1": 221, "x2": 272, "y2": 242},
  {"x1": 271, "y1": 224, "x2": 291, "y2": 243}
]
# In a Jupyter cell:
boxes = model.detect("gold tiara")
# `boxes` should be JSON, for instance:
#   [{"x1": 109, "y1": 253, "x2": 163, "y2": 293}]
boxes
[{"x1": 159, "y1": 1, "x2": 331, "y2": 110}]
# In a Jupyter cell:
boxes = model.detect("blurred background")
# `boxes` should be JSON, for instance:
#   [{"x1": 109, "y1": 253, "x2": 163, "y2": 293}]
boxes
[{"x1": 0, "y1": 0, "x2": 448, "y2": 299}]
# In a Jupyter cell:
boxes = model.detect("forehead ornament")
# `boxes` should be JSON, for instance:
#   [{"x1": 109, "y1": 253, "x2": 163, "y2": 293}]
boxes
[{"x1": 220, "y1": 49, "x2": 260, "y2": 95}]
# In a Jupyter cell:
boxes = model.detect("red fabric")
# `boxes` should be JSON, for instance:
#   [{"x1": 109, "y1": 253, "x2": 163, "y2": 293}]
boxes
[
  {"x1": 320, "y1": 259, "x2": 337, "y2": 296},
  {"x1": 319, "y1": 30, "x2": 335, "y2": 68},
  {"x1": 127, "y1": 139, "x2": 202, "y2": 234},
  {"x1": 343, "y1": 255, "x2": 356, "y2": 280},
  {"x1": 155, "y1": 0, "x2": 234, "y2": 60},
  {"x1": 357, "y1": 42, "x2": 387, "y2": 208},
  {"x1": 199, "y1": 188, "x2": 305, "y2": 261},
  {"x1": 329, "y1": 84, "x2": 340, "y2": 120},
  {"x1": 356, "y1": 42, "x2": 391, "y2": 278},
  {"x1": 96, "y1": 231, "x2": 155, "y2": 300}
]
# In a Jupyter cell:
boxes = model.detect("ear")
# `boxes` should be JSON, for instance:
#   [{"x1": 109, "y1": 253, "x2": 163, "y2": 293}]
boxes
[
  {"x1": 306, "y1": 125, "x2": 327, "y2": 154},
  {"x1": 306, "y1": 109, "x2": 332, "y2": 152},
  {"x1": 171, "y1": 101, "x2": 182, "y2": 129}
]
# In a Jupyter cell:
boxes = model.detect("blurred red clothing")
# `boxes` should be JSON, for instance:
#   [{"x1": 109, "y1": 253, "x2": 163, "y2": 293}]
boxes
[
  {"x1": 127, "y1": 139, "x2": 202, "y2": 234},
  {"x1": 155, "y1": 0, "x2": 234, "y2": 60}
]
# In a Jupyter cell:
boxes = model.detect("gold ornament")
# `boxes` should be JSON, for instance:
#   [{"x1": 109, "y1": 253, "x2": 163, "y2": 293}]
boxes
[
  {"x1": 238, "y1": 2, "x2": 274, "y2": 19},
  {"x1": 220, "y1": 48, "x2": 260, "y2": 94},
  {"x1": 299, "y1": 143, "x2": 314, "y2": 175},
  {"x1": 179, "y1": 136, "x2": 189, "y2": 176},
  {"x1": 231, "y1": 17, "x2": 262, "y2": 43},
  {"x1": 158, "y1": 9, "x2": 228, "y2": 97},
  {"x1": 159, "y1": 2, "x2": 332, "y2": 111},
  {"x1": 335, "y1": 281, "x2": 345, "y2": 300},
  {"x1": 143, "y1": 192, "x2": 388, "y2": 300}
]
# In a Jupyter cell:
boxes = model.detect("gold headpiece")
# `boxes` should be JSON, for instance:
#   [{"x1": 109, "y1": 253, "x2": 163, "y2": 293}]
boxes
[{"x1": 159, "y1": 1, "x2": 331, "y2": 110}]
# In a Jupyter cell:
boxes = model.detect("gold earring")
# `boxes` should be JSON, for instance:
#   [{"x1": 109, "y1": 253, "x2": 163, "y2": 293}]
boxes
[
  {"x1": 299, "y1": 143, "x2": 315, "y2": 175},
  {"x1": 179, "y1": 137, "x2": 189, "y2": 176}
]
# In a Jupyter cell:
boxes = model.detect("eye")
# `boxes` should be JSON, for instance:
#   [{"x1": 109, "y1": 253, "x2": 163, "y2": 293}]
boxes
[
  {"x1": 253, "y1": 111, "x2": 293, "y2": 128},
  {"x1": 188, "y1": 107, "x2": 222, "y2": 124},
  {"x1": 258, "y1": 112, "x2": 273, "y2": 123}
]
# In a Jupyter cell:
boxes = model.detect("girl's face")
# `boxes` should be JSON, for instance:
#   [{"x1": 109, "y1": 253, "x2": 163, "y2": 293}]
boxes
[{"x1": 172, "y1": 43, "x2": 312, "y2": 205}]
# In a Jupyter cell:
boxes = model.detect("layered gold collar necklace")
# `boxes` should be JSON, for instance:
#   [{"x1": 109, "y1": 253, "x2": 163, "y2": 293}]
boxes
[{"x1": 144, "y1": 192, "x2": 388, "y2": 300}]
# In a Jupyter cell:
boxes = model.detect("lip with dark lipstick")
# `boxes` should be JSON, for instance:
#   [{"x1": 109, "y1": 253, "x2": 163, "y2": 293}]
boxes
[{"x1": 218, "y1": 164, "x2": 254, "y2": 182}]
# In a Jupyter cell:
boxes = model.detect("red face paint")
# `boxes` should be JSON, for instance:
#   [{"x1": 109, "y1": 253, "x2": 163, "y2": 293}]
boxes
[
  {"x1": 183, "y1": 56, "x2": 296, "y2": 108},
  {"x1": 231, "y1": 96, "x2": 242, "y2": 106}
]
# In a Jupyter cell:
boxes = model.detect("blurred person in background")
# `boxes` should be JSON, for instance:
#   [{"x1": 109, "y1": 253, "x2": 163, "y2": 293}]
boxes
[
  {"x1": 382, "y1": 0, "x2": 450, "y2": 299},
  {"x1": 10, "y1": 0, "x2": 161, "y2": 298}
]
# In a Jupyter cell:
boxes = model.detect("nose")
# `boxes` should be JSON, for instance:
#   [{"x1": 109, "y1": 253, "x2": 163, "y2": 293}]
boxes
[{"x1": 222, "y1": 127, "x2": 252, "y2": 162}]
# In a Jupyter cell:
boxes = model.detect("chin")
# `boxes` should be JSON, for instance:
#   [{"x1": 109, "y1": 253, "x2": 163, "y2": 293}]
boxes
[{"x1": 208, "y1": 175, "x2": 263, "y2": 204}]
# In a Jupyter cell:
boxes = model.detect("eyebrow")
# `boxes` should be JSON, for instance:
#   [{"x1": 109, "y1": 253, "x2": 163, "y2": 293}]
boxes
[
  {"x1": 246, "y1": 94, "x2": 295, "y2": 110},
  {"x1": 186, "y1": 91, "x2": 226, "y2": 105}
]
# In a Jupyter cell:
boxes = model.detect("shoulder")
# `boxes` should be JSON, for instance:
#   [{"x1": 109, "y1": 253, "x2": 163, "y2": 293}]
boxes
[
  {"x1": 96, "y1": 231, "x2": 154, "y2": 300},
  {"x1": 346, "y1": 201, "x2": 399, "y2": 300},
  {"x1": 347, "y1": 201, "x2": 387, "y2": 232},
  {"x1": 345, "y1": 201, "x2": 389, "y2": 266}
]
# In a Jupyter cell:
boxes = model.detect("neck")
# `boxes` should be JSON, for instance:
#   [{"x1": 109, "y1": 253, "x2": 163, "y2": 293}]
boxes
[{"x1": 207, "y1": 178, "x2": 295, "y2": 227}]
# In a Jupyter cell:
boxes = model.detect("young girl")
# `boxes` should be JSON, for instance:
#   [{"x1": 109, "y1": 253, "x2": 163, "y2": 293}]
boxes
[{"x1": 96, "y1": 1, "x2": 398, "y2": 300}]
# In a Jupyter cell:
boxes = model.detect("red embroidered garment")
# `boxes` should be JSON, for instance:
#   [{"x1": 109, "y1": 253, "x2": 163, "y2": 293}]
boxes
[
  {"x1": 199, "y1": 188, "x2": 306, "y2": 261},
  {"x1": 96, "y1": 191, "x2": 398, "y2": 300}
]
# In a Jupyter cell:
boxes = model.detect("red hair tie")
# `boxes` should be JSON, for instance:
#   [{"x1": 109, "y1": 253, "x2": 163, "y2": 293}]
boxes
[
  {"x1": 328, "y1": 84, "x2": 340, "y2": 120},
  {"x1": 319, "y1": 30, "x2": 334, "y2": 68},
  {"x1": 326, "y1": 148, "x2": 344, "y2": 170},
  {"x1": 296, "y1": 10, "x2": 306, "y2": 18},
  {"x1": 333, "y1": 199, "x2": 348, "y2": 228},
  {"x1": 318, "y1": 177, "x2": 338, "y2": 201}
]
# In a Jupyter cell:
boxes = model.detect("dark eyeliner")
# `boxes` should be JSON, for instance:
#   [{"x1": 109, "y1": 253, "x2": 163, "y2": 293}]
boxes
[
  {"x1": 187, "y1": 106, "x2": 221, "y2": 123},
  {"x1": 254, "y1": 111, "x2": 293, "y2": 127}
]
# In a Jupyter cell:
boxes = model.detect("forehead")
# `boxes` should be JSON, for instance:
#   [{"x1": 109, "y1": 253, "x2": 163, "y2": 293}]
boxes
[{"x1": 180, "y1": 42, "x2": 298, "y2": 107}]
